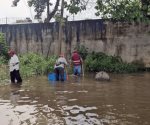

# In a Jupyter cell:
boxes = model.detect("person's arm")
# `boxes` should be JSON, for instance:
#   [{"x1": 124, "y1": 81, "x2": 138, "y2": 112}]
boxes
[
  {"x1": 55, "y1": 59, "x2": 61, "y2": 66},
  {"x1": 13, "y1": 55, "x2": 19, "y2": 66},
  {"x1": 80, "y1": 56, "x2": 83, "y2": 64},
  {"x1": 13, "y1": 62, "x2": 19, "y2": 66},
  {"x1": 64, "y1": 58, "x2": 68, "y2": 66}
]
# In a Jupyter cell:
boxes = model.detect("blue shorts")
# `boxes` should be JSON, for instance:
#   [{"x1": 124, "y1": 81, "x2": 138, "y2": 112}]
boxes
[{"x1": 73, "y1": 65, "x2": 81, "y2": 76}]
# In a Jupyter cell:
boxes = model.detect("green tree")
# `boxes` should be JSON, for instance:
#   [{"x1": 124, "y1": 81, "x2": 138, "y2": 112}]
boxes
[
  {"x1": 13, "y1": 0, "x2": 60, "y2": 22},
  {"x1": 95, "y1": 0, "x2": 150, "y2": 21},
  {"x1": 12, "y1": 0, "x2": 89, "y2": 22}
]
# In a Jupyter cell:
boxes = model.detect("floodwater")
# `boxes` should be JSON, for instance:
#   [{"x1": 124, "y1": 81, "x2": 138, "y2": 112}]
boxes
[{"x1": 0, "y1": 73, "x2": 150, "y2": 125}]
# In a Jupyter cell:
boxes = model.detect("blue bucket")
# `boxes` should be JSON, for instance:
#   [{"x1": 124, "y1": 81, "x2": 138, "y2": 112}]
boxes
[{"x1": 48, "y1": 72, "x2": 67, "y2": 81}]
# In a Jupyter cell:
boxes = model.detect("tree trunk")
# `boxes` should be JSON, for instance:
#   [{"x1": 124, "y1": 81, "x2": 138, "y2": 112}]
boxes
[
  {"x1": 47, "y1": 0, "x2": 50, "y2": 19},
  {"x1": 58, "y1": 0, "x2": 65, "y2": 55},
  {"x1": 45, "y1": 0, "x2": 60, "y2": 22}
]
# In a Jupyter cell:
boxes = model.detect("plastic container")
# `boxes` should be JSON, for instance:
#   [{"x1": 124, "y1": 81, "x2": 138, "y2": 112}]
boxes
[{"x1": 48, "y1": 72, "x2": 67, "y2": 81}]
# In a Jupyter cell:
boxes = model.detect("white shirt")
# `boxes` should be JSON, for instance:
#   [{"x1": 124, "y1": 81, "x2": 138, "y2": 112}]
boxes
[
  {"x1": 9, "y1": 54, "x2": 19, "y2": 72},
  {"x1": 54, "y1": 57, "x2": 68, "y2": 69}
]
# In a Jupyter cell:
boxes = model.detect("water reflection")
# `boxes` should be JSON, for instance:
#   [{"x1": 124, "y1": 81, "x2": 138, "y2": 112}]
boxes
[
  {"x1": 62, "y1": 105, "x2": 100, "y2": 125},
  {"x1": 0, "y1": 73, "x2": 150, "y2": 124},
  {"x1": 10, "y1": 84, "x2": 21, "y2": 106}
]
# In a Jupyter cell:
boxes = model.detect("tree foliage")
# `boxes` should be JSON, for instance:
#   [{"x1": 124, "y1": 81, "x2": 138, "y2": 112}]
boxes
[
  {"x1": 64, "y1": 0, "x2": 87, "y2": 15},
  {"x1": 141, "y1": 0, "x2": 150, "y2": 18},
  {"x1": 13, "y1": 0, "x2": 60, "y2": 22},
  {"x1": 12, "y1": 0, "x2": 89, "y2": 22},
  {"x1": 95, "y1": 0, "x2": 150, "y2": 22}
]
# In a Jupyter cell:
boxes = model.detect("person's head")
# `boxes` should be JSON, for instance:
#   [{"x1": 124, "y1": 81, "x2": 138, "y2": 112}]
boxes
[
  {"x1": 59, "y1": 53, "x2": 64, "y2": 57},
  {"x1": 73, "y1": 50, "x2": 78, "y2": 53},
  {"x1": 8, "y1": 49, "x2": 15, "y2": 57}
]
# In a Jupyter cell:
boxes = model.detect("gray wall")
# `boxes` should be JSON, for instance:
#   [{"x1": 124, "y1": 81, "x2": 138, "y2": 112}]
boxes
[{"x1": 0, "y1": 19, "x2": 150, "y2": 67}]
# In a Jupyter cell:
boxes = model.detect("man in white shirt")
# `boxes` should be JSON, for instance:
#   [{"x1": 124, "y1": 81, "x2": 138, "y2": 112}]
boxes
[
  {"x1": 8, "y1": 50, "x2": 22, "y2": 84},
  {"x1": 54, "y1": 53, "x2": 68, "y2": 81}
]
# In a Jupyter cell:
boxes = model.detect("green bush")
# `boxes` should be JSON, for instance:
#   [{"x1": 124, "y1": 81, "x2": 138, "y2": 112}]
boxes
[
  {"x1": 0, "y1": 65, "x2": 9, "y2": 83},
  {"x1": 0, "y1": 33, "x2": 9, "y2": 83},
  {"x1": 1, "y1": 52, "x2": 58, "y2": 83},
  {"x1": 85, "y1": 52, "x2": 138, "y2": 73},
  {"x1": 19, "y1": 53, "x2": 57, "y2": 78},
  {"x1": 0, "y1": 56, "x2": 7, "y2": 65},
  {"x1": 0, "y1": 33, "x2": 9, "y2": 62}
]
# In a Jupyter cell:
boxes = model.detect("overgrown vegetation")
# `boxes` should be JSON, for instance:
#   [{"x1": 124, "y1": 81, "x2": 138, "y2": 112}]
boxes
[
  {"x1": 0, "y1": 50, "x2": 145, "y2": 83},
  {"x1": 0, "y1": 33, "x2": 9, "y2": 83},
  {"x1": 73, "y1": 45, "x2": 139, "y2": 73},
  {"x1": 75, "y1": 45, "x2": 141, "y2": 73},
  {"x1": 0, "y1": 33, "x2": 9, "y2": 62},
  {"x1": 76, "y1": 45, "x2": 88, "y2": 60},
  {"x1": 19, "y1": 53, "x2": 57, "y2": 78},
  {"x1": 85, "y1": 52, "x2": 139, "y2": 73}
]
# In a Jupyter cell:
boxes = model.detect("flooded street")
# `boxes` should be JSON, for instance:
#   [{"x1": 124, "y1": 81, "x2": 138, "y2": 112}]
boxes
[{"x1": 0, "y1": 73, "x2": 150, "y2": 125}]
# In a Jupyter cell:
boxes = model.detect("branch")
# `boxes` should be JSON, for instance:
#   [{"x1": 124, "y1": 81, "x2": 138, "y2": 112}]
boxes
[
  {"x1": 12, "y1": 0, "x2": 20, "y2": 6},
  {"x1": 44, "y1": 0, "x2": 60, "y2": 22}
]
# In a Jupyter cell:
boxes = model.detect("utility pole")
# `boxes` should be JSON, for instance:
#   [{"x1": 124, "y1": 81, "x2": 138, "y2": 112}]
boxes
[{"x1": 58, "y1": 0, "x2": 64, "y2": 55}]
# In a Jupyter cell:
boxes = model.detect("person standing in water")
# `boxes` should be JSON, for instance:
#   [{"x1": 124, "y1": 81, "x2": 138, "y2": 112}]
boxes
[
  {"x1": 8, "y1": 50, "x2": 22, "y2": 84},
  {"x1": 71, "y1": 50, "x2": 83, "y2": 76}
]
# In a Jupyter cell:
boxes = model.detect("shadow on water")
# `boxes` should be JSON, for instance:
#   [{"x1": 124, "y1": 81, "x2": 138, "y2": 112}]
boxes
[
  {"x1": 0, "y1": 73, "x2": 150, "y2": 125},
  {"x1": 10, "y1": 84, "x2": 21, "y2": 105}
]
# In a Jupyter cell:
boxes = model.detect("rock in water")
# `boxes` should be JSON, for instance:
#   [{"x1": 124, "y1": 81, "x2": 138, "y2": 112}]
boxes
[{"x1": 95, "y1": 71, "x2": 110, "y2": 81}]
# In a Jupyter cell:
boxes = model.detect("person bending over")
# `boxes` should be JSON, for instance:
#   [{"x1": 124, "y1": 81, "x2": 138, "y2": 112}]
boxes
[{"x1": 54, "y1": 54, "x2": 68, "y2": 81}]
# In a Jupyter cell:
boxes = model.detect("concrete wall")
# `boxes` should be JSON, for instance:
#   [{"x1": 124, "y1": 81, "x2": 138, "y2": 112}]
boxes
[{"x1": 0, "y1": 19, "x2": 150, "y2": 67}]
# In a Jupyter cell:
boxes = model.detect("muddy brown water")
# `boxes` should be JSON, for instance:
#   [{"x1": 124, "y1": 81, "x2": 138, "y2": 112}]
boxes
[{"x1": 0, "y1": 73, "x2": 150, "y2": 125}]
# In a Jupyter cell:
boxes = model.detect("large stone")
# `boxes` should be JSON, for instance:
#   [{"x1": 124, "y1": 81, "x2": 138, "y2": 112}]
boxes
[{"x1": 95, "y1": 71, "x2": 110, "y2": 81}]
